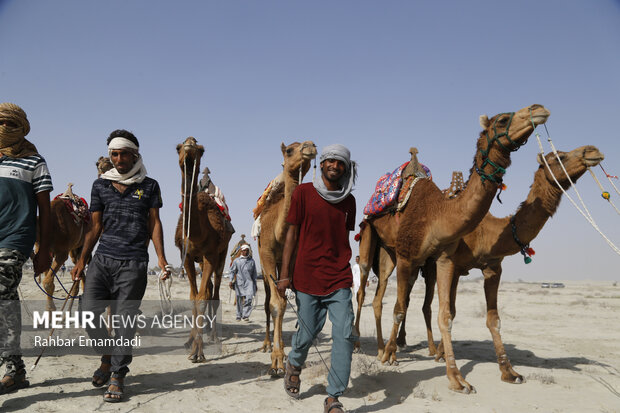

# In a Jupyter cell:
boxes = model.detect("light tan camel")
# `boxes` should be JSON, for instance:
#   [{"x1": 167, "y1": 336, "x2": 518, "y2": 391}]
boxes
[
  {"x1": 421, "y1": 145, "x2": 604, "y2": 384},
  {"x1": 256, "y1": 141, "x2": 317, "y2": 376},
  {"x1": 174, "y1": 137, "x2": 233, "y2": 363},
  {"x1": 35, "y1": 183, "x2": 90, "y2": 311},
  {"x1": 96, "y1": 156, "x2": 113, "y2": 176},
  {"x1": 382, "y1": 104, "x2": 550, "y2": 393}
]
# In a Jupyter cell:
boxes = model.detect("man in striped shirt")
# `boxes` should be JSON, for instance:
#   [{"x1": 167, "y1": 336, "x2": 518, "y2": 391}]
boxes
[{"x1": 0, "y1": 103, "x2": 53, "y2": 395}]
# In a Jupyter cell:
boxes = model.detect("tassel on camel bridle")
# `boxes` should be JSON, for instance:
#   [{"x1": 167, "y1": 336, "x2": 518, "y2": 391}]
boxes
[{"x1": 533, "y1": 121, "x2": 620, "y2": 256}]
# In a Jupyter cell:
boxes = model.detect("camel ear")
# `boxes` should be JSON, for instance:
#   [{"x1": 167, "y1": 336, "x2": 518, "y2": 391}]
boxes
[
  {"x1": 176, "y1": 143, "x2": 182, "y2": 153},
  {"x1": 281, "y1": 142, "x2": 286, "y2": 155},
  {"x1": 479, "y1": 115, "x2": 490, "y2": 129},
  {"x1": 536, "y1": 153, "x2": 545, "y2": 165}
]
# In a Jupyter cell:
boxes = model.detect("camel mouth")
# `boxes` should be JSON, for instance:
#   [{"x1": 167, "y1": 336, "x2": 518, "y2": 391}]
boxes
[
  {"x1": 584, "y1": 155, "x2": 604, "y2": 167},
  {"x1": 528, "y1": 105, "x2": 550, "y2": 126},
  {"x1": 530, "y1": 112, "x2": 550, "y2": 126}
]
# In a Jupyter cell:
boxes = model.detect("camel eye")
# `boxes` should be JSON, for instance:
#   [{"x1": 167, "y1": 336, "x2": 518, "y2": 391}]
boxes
[{"x1": 286, "y1": 148, "x2": 294, "y2": 155}]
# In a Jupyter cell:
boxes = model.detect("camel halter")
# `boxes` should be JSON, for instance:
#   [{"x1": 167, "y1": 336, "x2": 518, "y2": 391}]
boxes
[
  {"x1": 588, "y1": 166, "x2": 620, "y2": 216},
  {"x1": 181, "y1": 156, "x2": 199, "y2": 268},
  {"x1": 532, "y1": 119, "x2": 620, "y2": 256},
  {"x1": 475, "y1": 111, "x2": 523, "y2": 201},
  {"x1": 510, "y1": 215, "x2": 535, "y2": 264}
]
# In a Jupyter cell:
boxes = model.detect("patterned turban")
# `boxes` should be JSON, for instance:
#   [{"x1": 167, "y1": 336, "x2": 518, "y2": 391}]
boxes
[{"x1": 0, "y1": 102, "x2": 37, "y2": 158}]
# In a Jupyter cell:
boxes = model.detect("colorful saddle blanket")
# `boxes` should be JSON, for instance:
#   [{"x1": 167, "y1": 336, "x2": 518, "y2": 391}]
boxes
[
  {"x1": 54, "y1": 193, "x2": 90, "y2": 225},
  {"x1": 363, "y1": 162, "x2": 410, "y2": 216},
  {"x1": 363, "y1": 162, "x2": 432, "y2": 216}
]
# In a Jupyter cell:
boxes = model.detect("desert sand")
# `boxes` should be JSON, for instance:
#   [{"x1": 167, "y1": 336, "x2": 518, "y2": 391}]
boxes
[{"x1": 1, "y1": 272, "x2": 619, "y2": 413}]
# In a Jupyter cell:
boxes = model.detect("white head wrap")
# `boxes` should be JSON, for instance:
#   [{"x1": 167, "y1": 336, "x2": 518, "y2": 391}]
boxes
[{"x1": 101, "y1": 137, "x2": 147, "y2": 185}]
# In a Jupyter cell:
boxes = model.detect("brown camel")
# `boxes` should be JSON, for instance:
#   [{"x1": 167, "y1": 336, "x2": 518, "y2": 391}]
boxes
[
  {"x1": 353, "y1": 147, "x2": 437, "y2": 357},
  {"x1": 256, "y1": 141, "x2": 317, "y2": 376},
  {"x1": 357, "y1": 145, "x2": 604, "y2": 384},
  {"x1": 174, "y1": 137, "x2": 233, "y2": 363},
  {"x1": 381, "y1": 104, "x2": 550, "y2": 394},
  {"x1": 422, "y1": 145, "x2": 604, "y2": 384},
  {"x1": 36, "y1": 183, "x2": 90, "y2": 311}
]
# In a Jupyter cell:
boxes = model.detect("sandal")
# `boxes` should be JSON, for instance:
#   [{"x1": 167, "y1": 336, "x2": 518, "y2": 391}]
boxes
[
  {"x1": 92, "y1": 358, "x2": 112, "y2": 387},
  {"x1": 283, "y1": 360, "x2": 302, "y2": 399},
  {"x1": 0, "y1": 369, "x2": 29, "y2": 395},
  {"x1": 103, "y1": 377, "x2": 124, "y2": 403},
  {"x1": 92, "y1": 368, "x2": 111, "y2": 388},
  {"x1": 324, "y1": 397, "x2": 345, "y2": 413}
]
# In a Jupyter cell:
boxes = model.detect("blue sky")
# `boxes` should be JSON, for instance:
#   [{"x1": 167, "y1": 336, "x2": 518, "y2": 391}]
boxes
[{"x1": 1, "y1": 0, "x2": 619, "y2": 281}]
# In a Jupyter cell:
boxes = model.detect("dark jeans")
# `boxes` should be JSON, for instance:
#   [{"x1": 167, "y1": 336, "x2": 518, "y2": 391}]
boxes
[{"x1": 80, "y1": 254, "x2": 147, "y2": 378}]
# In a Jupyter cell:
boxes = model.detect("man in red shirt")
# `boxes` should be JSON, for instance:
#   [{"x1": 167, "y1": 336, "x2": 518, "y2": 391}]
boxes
[{"x1": 278, "y1": 144, "x2": 357, "y2": 413}]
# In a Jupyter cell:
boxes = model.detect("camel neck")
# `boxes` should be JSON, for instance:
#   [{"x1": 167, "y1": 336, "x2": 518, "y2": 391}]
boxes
[{"x1": 508, "y1": 169, "x2": 564, "y2": 246}]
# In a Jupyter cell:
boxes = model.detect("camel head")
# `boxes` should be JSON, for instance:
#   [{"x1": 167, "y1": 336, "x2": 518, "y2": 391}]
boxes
[
  {"x1": 475, "y1": 104, "x2": 550, "y2": 184},
  {"x1": 536, "y1": 145, "x2": 604, "y2": 189},
  {"x1": 96, "y1": 156, "x2": 113, "y2": 177},
  {"x1": 280, "y1": 140, "x2": 317, "y2": 180},
  {"x1": 177, "y1": 137, "x2": 205, "y2": 194},
  {"x1": 177, "y1": 136, "x2": 204, "y2": 171}
]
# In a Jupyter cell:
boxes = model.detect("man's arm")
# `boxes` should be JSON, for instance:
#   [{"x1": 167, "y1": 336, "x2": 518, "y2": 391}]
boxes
[
  {"x1": 277, "y1": 224, "x2": 299, "y2": 298},
  {"x1": 71, "y1": 210, "x2": 103, "y2": 280},
  {"x1": 33, "y1": 190, "x2": 52, "y2": 274},
  {"x1": 149, "y1": 207, "x2": 170, "y2": 279}
]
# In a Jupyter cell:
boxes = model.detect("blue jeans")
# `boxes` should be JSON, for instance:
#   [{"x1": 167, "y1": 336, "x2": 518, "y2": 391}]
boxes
[{"x1": 287, "y1": 288, "x2": 358, "y2": 398}]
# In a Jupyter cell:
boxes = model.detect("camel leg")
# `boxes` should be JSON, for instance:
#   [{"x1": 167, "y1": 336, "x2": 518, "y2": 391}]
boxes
[
  {"x1": 436, "y1": 253, "x2": 474, "y2": 393},
  {"x1": 262, "y1": 277, "x2": 272, "y2": 352},
  {"x1": 183, "y1": 257, "x2": 202, "y2": 361},
  {"x1": 204, "y1": 250, "x2": 226, "y2": 344},
  {"x1": 421, "y1": 259, "x2": 438, "y2": 356},
  {"x1": 354, "y1": 224, "x2": 377, "y2": 352},
  {"x1": 268, "y1": 274, "x2": 286, "y2": 377},
  {"x1": 483, "y1": 265, "x2": 523, "y2": 384},
  {"x1": 44, "y1": 254, "x2": 67, "y2": 312},
  {"x1": 258, "y1": 250, "x2": 278, "y2": 354},
  {"x1": 435, "y1": 271, "x2": 460, "y2": 361},
  {"x1": 373, "y1": 245, "x2": 396, "y2": 359},
  {"x1": 396, "y1": 272, "x2": 416, "y2": 351},
  {"x1": 380, "y1": 257, "x2": 418, "y2": 365}
]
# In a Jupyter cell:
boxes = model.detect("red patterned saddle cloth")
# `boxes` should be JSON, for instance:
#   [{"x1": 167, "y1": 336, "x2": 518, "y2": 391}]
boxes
[{"x1": 54, "y1": 194, "x2": 91, "y2": 224}]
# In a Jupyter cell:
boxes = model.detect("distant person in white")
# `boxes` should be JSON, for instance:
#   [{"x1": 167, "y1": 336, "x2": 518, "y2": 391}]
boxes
[{"x1": 352, "y1": 255, "x2": 361, "y2": 298}]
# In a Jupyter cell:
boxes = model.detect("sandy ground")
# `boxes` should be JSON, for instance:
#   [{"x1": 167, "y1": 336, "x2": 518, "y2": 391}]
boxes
[{"x1": 1, "y1": 271, "x2": 619, "y2": 413}]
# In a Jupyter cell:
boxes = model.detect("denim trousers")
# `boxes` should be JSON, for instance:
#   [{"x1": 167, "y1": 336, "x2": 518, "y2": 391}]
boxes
[{"x1": 287, "y1": 288, "x2": 358, "y2": 397}]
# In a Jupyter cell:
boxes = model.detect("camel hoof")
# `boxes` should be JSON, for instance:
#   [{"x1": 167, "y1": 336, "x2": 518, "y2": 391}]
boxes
[
  {"x1": 276, "y1": 368, "x2": 285, "y2": 377},
  {"x1": 452, "y1": 385, "x2": 476, "y2": 395},
  {"x1": 514, "y1": 377, "x2": 523, "y2": 384},
  {"x1": 353, "y1": 347, "x2": 361, "y2": 354},
  {"x1": 268, "y1": 368, "x2": 280, "y2": 378}
]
